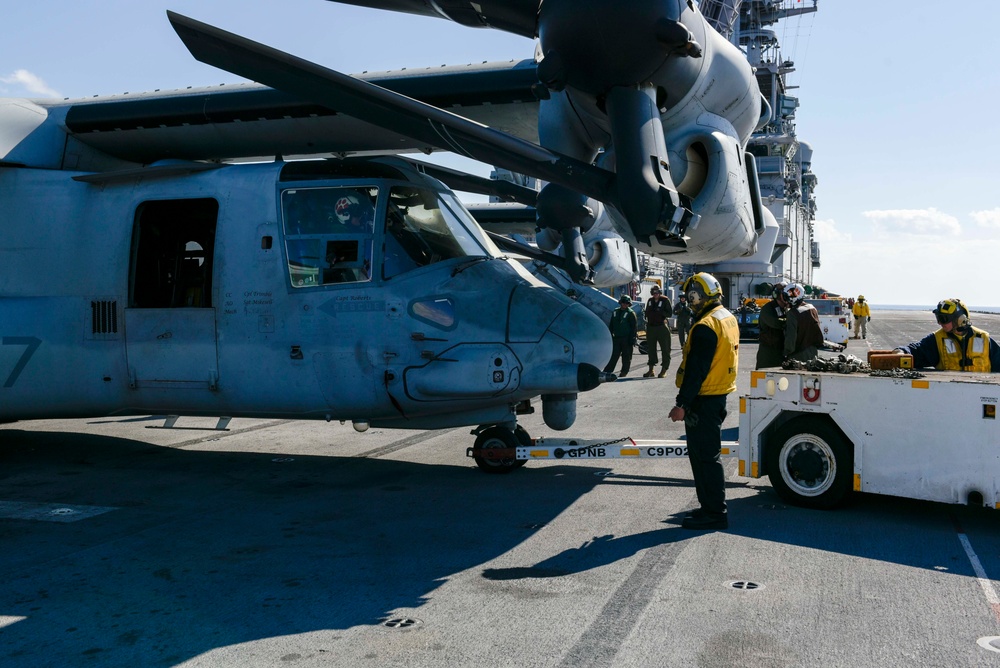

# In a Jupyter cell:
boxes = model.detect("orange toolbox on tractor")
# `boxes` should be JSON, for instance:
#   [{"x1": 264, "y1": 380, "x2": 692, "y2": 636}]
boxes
[{"x1": 867, "y1": 350, "x2": 914, "y2": 370}]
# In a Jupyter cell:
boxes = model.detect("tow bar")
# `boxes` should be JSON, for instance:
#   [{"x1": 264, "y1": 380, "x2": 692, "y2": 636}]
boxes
[{"x1": 467, "y1": 437, "x2": 738, "y2": 463}]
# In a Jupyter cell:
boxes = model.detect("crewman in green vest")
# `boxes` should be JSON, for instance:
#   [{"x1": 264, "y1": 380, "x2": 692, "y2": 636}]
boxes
[{"x1": 603, "y1": 294, "x2": 638, "y2": 377}]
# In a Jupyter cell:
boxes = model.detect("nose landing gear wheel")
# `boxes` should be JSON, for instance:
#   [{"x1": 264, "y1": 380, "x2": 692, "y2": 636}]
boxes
[{"x1": 473, "y1": 425, "x2": 529, "y2": 473}]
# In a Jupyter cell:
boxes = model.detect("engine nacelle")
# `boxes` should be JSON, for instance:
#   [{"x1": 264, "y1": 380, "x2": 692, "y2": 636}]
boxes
[
  {"x1": 533, "y1": 1, "x2": 764, "y2": 266},
  {"x1": 536, "y1": 226, "x2": 561, "y2": 252},
  {"x1": 586, "y1": 236, "x2": 637, "y2": 287},
  {"x1": 661, "y1": 117, "x2": 758, "y2": 261}
]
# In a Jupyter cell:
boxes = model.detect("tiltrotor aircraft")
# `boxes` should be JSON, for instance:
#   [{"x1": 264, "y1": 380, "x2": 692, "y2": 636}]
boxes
[{"x1": 0, "y1": 2, "x2": 765, "y2": 470}]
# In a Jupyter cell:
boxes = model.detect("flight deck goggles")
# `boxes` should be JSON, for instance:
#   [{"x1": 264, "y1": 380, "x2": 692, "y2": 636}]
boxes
[{"x1": 934, "y1": 299, "x2": 964, "y2": 325}]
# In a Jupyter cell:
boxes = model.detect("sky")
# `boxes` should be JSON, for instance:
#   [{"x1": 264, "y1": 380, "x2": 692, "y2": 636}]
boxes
[{"x1": 3, "y1": 0, "x2": 999, "y2": 307}]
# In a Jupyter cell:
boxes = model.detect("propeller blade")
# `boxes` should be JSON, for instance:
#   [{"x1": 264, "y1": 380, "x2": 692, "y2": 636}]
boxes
[
  {"x1": 321, "y1": 0, "x2": 540, "y2": 38},
  {"x1": 167, "y1": 11, "x2": 613, "y2": 205},
  {"x1": 399, "y1": 157, "x2": 538, "y2": 206},
  {"x1": 484, "y1": 232, "x2": 570, "y2": 269},
  {"x1": 465, "y1": 203, "x2": 538, "y2": 238}
]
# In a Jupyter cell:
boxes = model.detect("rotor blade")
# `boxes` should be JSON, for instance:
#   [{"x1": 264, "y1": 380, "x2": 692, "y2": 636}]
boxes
[
  {"x1": 465, "y1": 203, "x2": 538, "y2": 236},
  {"x1": 485, "y1": 232, "x2": 571, "y2": 269},
  {"x1": 167, "y1": 11, "x2": 614, "y2": 205},
  {"x1": 322, "y1": 0, "x2": 540, "y2": 38},
  {"x1": 400, "y1": 157, "x2": 538, "y2": 206}
]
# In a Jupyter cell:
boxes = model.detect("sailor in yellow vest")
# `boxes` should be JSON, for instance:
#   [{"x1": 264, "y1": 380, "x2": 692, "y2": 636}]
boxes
[
  {"x1": 668, "y1": 273, "x2": 739, "y2": 530},
  {"x1": 894, "y1": 299, "x2": 1000, "y2": 371},
  {"x1": 851, "y1": 295, "x2": 871, "y2": 339}
]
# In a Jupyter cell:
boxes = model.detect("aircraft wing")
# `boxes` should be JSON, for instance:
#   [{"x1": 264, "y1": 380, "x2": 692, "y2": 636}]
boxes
[
  {"x1": 322, "y1": 0, "x2": 540, "y2": 38},
  {"x1": 167, "y1": 11, "x2": 617, "y2": 209},
  {"x1": 22, "y1": 60, "x2": 536, "y2": 168}
]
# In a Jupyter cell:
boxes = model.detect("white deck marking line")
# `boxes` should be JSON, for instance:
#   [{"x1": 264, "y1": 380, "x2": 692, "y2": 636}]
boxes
[{"x1": 957, "y1": 531, "x2": 1000, "y2": 623}]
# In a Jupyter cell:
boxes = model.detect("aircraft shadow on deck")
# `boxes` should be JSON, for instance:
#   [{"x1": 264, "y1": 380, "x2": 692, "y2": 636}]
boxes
[{"x1": 0, "y1": 428, "x2": 610, "y2": 666}]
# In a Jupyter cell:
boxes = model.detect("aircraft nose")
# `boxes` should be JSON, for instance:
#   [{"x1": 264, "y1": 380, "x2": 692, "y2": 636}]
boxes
[
  {"x1": 518, "y1": 297, "x2": 613, "y2": 431},
  {"x1": 502, "y1": 284, "x2": 613, "y2": 431},
  {"x1": 545, "y1": 301, "x2": 613, "y2": 371},
  {"x1": 399, "y1": 274, "x2": 612, "y2": 431},
  {"x1": 513, "y1": 287, "x2": 613, "y2": 397}
]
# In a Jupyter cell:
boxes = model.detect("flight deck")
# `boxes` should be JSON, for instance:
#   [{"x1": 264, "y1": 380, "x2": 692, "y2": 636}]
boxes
[{"x1": 2, "y1": 311, "x2": 1000, "y2": 667}]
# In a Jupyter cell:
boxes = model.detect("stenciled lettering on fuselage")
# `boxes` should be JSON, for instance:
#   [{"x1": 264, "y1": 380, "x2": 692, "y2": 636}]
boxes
[
  {"x1": 242, "y1": 290, "x2": 274, "y2": 316},
  {"x1": 318, "y1": 295, "x2": 387, "y2": 317},
  {"x1": 2, "y1": 336, "x2": 42, "y2": 388}
]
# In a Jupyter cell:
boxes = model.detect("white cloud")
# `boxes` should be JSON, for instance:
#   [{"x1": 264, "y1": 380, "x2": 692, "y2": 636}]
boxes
[
  {"x1": 970, "y1": 208, "x2": 1000, "y2": 229},
  {"x1": 814, "y1": 234, "x2": 1000, "y2": 307},
  {"x1": 0, "y1": 69, "x2": 60, "y2": 98},
  {"x1": 812, "y1": 217, "x2": 851, "y2": 243},
  {"x1": 861, "y1": 207, "x2": 961, "y2": 236}
]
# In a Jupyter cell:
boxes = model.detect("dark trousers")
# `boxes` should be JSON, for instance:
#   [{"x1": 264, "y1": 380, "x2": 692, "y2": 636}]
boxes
[
  {"x1": 604, "y1": 336, "x2": 633, "y2": 374},
  {"x1": 755, "y1": 343, "x2": 784, "y2": 369},
  {"x1": 685, "y1": 394, "x2": 728, "y2": 516},
  {"x1": 677, "y1": 323, "x2": 690, "y2": 347},
  {"x1": 645, "y1": 324, "x2": 672, "y2": 369}
]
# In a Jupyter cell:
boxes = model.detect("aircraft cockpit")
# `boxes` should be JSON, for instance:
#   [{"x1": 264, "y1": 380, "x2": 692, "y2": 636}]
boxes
[
  {"x1": 282, "y1": 185, "x2": 378, "y2": 287},
  {"x1": 279, "y1": 169, "x2": 501, "y2": 290}
]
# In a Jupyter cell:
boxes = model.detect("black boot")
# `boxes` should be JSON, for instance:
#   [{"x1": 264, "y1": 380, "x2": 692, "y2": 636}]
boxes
[{"x1": 681, "y1": 513, "x2": 728, "y2": 530}]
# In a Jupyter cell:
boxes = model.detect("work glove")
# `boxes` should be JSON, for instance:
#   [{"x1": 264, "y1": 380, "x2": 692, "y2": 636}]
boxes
[{"x1": 867, "y1": 316, "x2": 871, "y2": 322}]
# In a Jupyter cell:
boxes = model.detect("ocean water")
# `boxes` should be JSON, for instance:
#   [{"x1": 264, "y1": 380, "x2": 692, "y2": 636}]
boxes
[{"x1": 874, "y1": 304, "x2": 1000, "y2": 314}]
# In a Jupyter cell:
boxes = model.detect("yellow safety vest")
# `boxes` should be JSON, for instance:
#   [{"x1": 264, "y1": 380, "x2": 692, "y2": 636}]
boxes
[
  {"x1": 933, "y1": 326, "x2": 992, "y2": 372},
  {"x1": 852, "y1": 301, "x2": 870, "y2": 318},
  {"x1": 676, "y1": 305, "x2": 739, "y2": 395}
]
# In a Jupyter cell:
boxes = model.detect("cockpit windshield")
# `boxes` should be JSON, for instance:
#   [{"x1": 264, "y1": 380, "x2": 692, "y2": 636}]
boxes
[{"x1": 382, "y1": 185, "x2": 498, "y2": 280}]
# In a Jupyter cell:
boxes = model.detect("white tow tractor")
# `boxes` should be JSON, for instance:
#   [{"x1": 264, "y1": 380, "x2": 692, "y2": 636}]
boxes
[
  {"x1": 739, "y1": 368, "x2": 1000, "y2": 509},
  {"x1": 471, "y1": 365, "x2": 1000, "y2": 512},
  {"x1": 805, "y1": 298, "x2": 852, "y2": 347}
]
